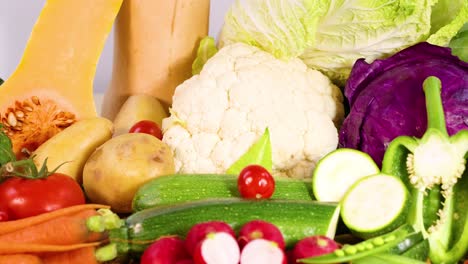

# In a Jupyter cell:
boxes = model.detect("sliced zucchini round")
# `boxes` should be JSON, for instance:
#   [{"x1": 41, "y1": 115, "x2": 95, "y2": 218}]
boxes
[
  {"x1": 312, "y1": 148, "x2": 380, "y2": 202},
  {"x1": 341, "y1": 173, "x2": 410, "y2": 239}
]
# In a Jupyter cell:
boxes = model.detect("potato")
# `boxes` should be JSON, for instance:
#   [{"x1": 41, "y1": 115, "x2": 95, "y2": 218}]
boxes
[{"x1": 83, "y1": 133, "x2": 175, "y2": 213}]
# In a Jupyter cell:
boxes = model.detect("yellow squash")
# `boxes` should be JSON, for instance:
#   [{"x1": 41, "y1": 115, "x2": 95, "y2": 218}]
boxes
[
  {"x1": 112, "y1": 94, "x2": 168, "y2": 137},
  {"x1": 0, "y1": 0, "x2": 123, "y2": 158},
  {"x1": 32, "y1": 117, "x2": 114, "y2": 183},
  {"x1": 101, "y1": 0, "x2": 211, "y2": 120}
]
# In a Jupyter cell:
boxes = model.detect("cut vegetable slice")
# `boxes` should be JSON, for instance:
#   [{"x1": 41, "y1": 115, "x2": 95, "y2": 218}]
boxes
[
  {"x1": 312, "y1": 148, "x2": 380, "y2": 202},
  {"x1": 341, "y1": 173, "x2": 410, "y2": 239}
]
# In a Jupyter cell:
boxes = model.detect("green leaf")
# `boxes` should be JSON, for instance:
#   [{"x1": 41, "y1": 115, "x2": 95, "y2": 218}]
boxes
[
  {"x1": 430, "y1": 0, "x2": 465, "y2": 35},
  {"x1": 192, "y1": 36, "x2": 218, "y2": 75},
  {"x1": 0, "y1": 127, "x2": 15, "y2": 165},
  {"x1": 428, "y1": 4, "x2": 468, "y2": 47},
  {"x1": 352, "y1": 253, "x2": 427, "y2": 264},
  {"x1": 220, "y1": 0, "x2": 436, "y2": 85},
  {"x1": 449, "y1": 22, "x2": 468, "y2": 62},
  {"x1": 0, "y1": 78, "x2": 3, "y2": 86},
  {"x1": 226, "y1": 128, "x2": 272, "y2": 175}
]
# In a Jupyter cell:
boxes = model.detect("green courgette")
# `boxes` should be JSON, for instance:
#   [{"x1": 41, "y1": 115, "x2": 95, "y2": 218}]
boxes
[
  {"x1": 340, "y1": 173, "x2": 410, "y2": 239},
  {"x1": 110, "y1": 198, "x2": 340, "y2": 256},
  {"x1": 132, "y1": 173, "x2": 313, "y2": 211},
  {"x1": 312, "y1": 148, "x2": 380, "y2": 202}
]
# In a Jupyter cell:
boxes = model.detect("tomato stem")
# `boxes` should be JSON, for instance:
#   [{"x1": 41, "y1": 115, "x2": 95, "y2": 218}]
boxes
[
  {"x1": 0, "y1": 156, "x2": 69, "y2": 182},
  {"x1": 0, "y1": 158, "x2": 40, "y2": 180}
]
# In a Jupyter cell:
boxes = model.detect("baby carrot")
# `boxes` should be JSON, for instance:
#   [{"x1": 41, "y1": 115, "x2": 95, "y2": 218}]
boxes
[
  {"x1": 0, "y1": 204, "x2": 109, "y2": 236},
  {"x1": 0, "y1": 242, "x2": 101, "y2": 254},
  {"x1": 0, "y1": 209, "x2": 106, "y2": 245},
  {"x1": 42, "y1": 247, "x2": 98, "y2": 264},
  {"x1": 0, "y1": 254, "x2": 42, "y2": 264}
]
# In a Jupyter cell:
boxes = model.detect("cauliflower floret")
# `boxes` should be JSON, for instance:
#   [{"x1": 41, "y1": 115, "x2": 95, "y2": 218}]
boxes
[{"x1": 163, "y1": 43, "x2": 344, "y2": 179}]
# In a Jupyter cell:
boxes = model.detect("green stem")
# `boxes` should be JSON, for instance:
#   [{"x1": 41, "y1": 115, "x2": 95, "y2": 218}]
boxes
[
  {"x1": 0, "y1": 159, "x2": 39, "y2": 180},
  {"x1": 422, "y1": 76, "x2": 448, "y2": 136},
  {"x1": 86, "y1": 209, "x2": 124, "y2": 232},
  {"x1": 95, "y1": 243, "x2": 118, "y2": 262},
  {"x1": 0, "y1": 156, "x2": 70, "y2": 182},
  {"x1": 86, "y1": 215, "x2": 106, "y2": 233}
]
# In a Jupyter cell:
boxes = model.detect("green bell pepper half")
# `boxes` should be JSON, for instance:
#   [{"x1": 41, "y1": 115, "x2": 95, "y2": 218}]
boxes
[{"x1": 382, "y1": 76, "x2": 468, "y2": 264}]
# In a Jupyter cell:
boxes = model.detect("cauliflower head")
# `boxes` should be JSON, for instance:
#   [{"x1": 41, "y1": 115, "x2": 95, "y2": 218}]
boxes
[{"x1": 162, "y1": 43, "x2": 344, "y2": 179}]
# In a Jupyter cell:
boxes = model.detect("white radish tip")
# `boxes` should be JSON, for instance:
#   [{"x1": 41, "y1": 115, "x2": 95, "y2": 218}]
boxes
[
  {"x1": 197, "y1": 232, "x2": 240, "y2": 264},
  {"x1": 240, "y1": 238, "x2": 286, "y2": 264}
]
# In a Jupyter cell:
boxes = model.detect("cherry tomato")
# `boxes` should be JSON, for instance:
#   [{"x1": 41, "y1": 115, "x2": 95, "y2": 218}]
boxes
[
  {"x1": 129, "y1": 120, "x2": 163, "y2": 140},
  {"x1": 0, "y1": 205, "x2": 9, "y2": 221},
  {"x1": 237, "y1": 165, "x2": 275, "y2": 199},
  {"x1": 0, "y1": 173, "x2": 85, "y2": 220}
]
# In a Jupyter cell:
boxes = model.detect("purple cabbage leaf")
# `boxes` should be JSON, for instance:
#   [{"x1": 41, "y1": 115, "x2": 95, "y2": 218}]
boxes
[{"x1": 339, "y1": 42, "x2": 468, "y2": 167}]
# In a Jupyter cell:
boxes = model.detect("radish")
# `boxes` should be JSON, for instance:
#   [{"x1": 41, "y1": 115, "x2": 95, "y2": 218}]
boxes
[
  {"x1": 240, "y1": 238, "x2": 286, "y2": 264},
  {"x1": 238, "y1": 220, "x2": 285, "y2": 249},
  {"x1": 176, "y1": 260, "x2": 194, "y2": 264},
  {"x1": 140, "y1": 236, "x2": 191, "y2": 264},
  {"x1": 185, "y1": 221, "x2": 236, "y2": 255},
  {"x1": 292, "y1": 235, "x2": 340, "y2": 263},
  {"x1": 193, "y1": 232, "x2": 240, "y2": 264}
]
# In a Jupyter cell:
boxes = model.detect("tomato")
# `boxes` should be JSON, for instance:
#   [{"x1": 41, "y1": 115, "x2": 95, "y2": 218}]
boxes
[
  {"x1": 129, "y1": 120, "x2": 163, "y2": 140},
  {"x1": 0, "y1": 204, "x2": 9, "y2": 221},
  {"x1": 237, "y1": 165, "x2": 275, "y2": 199},
  {"x1": 0, "y1": 173, "x2": 85, "y2": 220}
]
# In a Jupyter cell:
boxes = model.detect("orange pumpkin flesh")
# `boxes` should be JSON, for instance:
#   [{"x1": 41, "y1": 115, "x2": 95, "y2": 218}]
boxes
[
  {"x1": 1, "y1": 96, "x2": 76, "y2": 158},
  {"x1": 0, "y1": 0, "x2": 123, "y2": 158}
]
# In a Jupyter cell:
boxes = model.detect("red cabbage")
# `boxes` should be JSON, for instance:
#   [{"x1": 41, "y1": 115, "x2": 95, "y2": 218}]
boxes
[{"x1": 339, "y1": 42, "x2": 468, "y2": 167}]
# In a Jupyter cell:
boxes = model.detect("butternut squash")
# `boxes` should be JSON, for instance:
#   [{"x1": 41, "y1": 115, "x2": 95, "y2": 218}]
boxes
[
  {"x1": 0, "y1": 0, "x2": 123, "y2": 158},
  {"x1": 112, "y1": 94, "x2": 168, "y2": 137},
  {"x1": 101, "y1": 0, "x2": 210, "y2": 120}
]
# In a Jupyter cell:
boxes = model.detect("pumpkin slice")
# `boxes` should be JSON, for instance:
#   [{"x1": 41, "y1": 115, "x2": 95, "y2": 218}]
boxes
[
  {"x1": 0, "y1": 0, "x2": 123, "y2": 158},
  {"x1": 101, "y1": 0, "x2": 210, "y2": 120}
]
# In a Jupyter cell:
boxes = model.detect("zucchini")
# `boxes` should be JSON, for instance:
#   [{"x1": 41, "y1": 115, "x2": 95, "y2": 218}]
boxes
[
  {"x1": 132, "y1": 173, "x2": 313, "y2": 211},
  {"x1": 110, "y1": 198, "x2": 340, "y2": 256},
  {"x1": 340, "y1": 173, "x2": 410, "y2": 239},
  {"x1": 312, "y1": 148, "x2": 380, "y2": 202}
]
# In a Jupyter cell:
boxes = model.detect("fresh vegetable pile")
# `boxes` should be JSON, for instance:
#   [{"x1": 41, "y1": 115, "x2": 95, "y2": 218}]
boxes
[
  {"x1": 302, "y1": 76, "x2": 468, "y2": 264},
  {"x1": 1, "y1": 0, "x2": 467, "y2": 263}
]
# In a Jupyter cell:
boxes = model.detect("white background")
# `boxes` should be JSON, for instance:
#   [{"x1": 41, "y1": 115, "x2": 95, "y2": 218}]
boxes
[{"x1": 0, "y1": 0, "x2": 234, "y2": 93}]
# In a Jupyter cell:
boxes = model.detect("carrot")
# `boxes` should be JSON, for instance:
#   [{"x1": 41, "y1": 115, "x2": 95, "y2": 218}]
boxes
[
  {"x1": 0, "y1": 248, "x2": 100, "y2": 264},
  {"x1": 0, "y1": 254, "x2": 43, "y2": 264},
  {"x1": 0, "y1": 204, "x2": 109, "y2": 236},
  {"x1": 42, "y1": 247, "x2": 98, "y2": 264},
  {"x1": 0, "y1": 209, "x2": 106, "y2": 245},
  {"x1": 0, "y1": 242, "x2": 101, "y2": 255}
]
